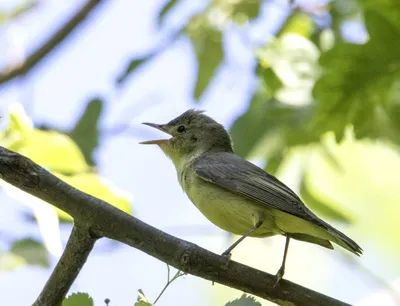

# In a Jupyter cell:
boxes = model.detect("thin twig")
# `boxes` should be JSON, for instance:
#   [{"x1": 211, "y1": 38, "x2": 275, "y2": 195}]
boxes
[
  {"x1": 0, "y1": 0, "x2": 104, "y2": 85},
  {"x1": 153, "y1": 265, "x2": 185, "y2": 304}
]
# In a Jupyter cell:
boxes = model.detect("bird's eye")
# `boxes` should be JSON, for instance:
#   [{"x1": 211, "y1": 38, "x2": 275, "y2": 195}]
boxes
[{"x1": 177, "y1": 125, "x2": 186, "y2": 133}]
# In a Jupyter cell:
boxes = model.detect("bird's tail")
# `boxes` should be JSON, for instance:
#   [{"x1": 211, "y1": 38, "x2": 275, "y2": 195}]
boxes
[{"x1": 323, "y1": 222, "x2": 363, "y2": 256}]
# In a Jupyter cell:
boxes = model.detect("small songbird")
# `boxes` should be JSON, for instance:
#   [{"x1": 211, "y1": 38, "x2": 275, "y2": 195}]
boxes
[{"x1": 140, "y1": 109, "x2": 362, "y2": 285}]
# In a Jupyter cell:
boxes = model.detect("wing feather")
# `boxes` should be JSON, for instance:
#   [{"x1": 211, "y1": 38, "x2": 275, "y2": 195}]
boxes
[{"x1": 193, "y1": 152, "x2": 322, "y2": 226}]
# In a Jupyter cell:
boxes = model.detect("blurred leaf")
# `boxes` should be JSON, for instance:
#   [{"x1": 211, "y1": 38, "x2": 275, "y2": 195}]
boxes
[
  {"x1": 256, "y1": 33, "x2": 320, "y2": 105},
  {"x1": 312, "y1": 10, "x2": 400, "y2": 143},
  {"x1": 277, "y1": 11, "x2": 314, "y2": 38},
  {"x1": 69, "y1": 98, "x2": 103, "y2": 166},
  {"x1": 1, "y1": 104, "x2": 89, "y2": 174},
  {"x1": 11, "y1": 238, "x2": 49, "y2": 268},
  {"x1": 0, "y1": 0, "x2": 38, "y2": 24},
  {"x1": 54, "y1": 172, "x2": 133, "y2": 222},
  {"x1": 191, "y1": 27, "x2": 223, "y2": 100},
  {"x1": 158, "y1": 0, "x2": 179, "y2": 26},
  {"x1": 257, "y1": 65, "x2": 283, "y2": 97},
  {"x1": 116, "y1": 55, "x2": 152, "y2": 85},
  {"x1": 0, "y1": 252, "x2": 25, "y2": 271},
  {"x1": 230, "y1": 95, "x2": 317, "y2": 158},
  {"x1": 135, "y1": 289, "x2": 153, "y2": 306},
  {"x1": 62, "y1": 293, "x2": 94, "y2": 306},
  {"x1": 264, "y1": 151, "x2": 284, "y2": 175},
  {"x1": 225, "y1": 294, "x2": 261, "y2": 306},
  {"x1": 300, "y1": 172, "x2": 354, "y2": 224},
  {"x1": 7, "y1": 103, "x2": 33, "y2": 135},
  {"x1": 232, "y1": 0, "x2": 262, "y2": 21},
  {"x1": 358, "y1": 0, "x2": 400, "y2": 29},
  {"x1": 18, "y1": 130, "x2": 89, "y2": 174}
]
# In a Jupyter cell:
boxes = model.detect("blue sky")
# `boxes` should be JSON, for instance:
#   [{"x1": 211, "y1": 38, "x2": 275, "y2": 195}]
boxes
[{"x1": 0, "y1": 1, "x2": 382, "y2": 305}]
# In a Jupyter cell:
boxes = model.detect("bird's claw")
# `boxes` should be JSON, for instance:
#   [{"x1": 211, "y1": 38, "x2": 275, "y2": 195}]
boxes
[{"x1": 273, "y1": 267, "x2": 285, "y2": 288}]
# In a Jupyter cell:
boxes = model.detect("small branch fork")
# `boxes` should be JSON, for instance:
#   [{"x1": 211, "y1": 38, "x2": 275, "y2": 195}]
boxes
[{"x1": 0, "y1": 146, "x2": 350, "y2": 306}]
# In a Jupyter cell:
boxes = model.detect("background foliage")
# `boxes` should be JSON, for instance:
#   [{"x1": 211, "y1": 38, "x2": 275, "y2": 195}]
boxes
[{"x1": 0, "y1": 0, "x2": 399, "y2": 305}]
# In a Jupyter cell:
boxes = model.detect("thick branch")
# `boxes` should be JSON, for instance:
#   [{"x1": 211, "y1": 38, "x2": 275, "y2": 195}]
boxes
[
  {"x1": 33, "y1": 225, "x2": 96, "y2": 306},
  {"x1": 0, "y1": 0, "x2": 103, "y2": 85},
  {"x1": 0, "y1": 147, "x2": 350, "y2": 306}
]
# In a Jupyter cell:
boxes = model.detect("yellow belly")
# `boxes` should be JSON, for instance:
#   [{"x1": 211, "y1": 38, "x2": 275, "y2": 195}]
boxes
[{"x1": 185, "y1": 176, "x2": 278, "y2": 237}]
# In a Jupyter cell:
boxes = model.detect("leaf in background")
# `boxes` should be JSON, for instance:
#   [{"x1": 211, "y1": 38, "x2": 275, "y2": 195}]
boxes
[
  {"x1": 69, "y1": 98, "x2": 103, "y2": 166},
  {"x1": 225, "y1": 294, "x2": 261, "y2": 306},
  {"x1": 0, "y1": 252, "x2": 25, "y2": 271},
  {"x1": 312, "y1": 10, "x2": 400, "y2": 143},
  {"x1": 257, "y1": 64, "x2": 283, "y2": 97},
  {"x1": 7, "y1": 103, "x2": 33, "y2": 135},
  {"x1": 62, "y1": 293, "x2": 94, "y2": 306},
  {"x1": 18, "y1": 130, "x2": 89, "y2": 174},
  {"x1": 358, "y1": 0, "x2": 400, "y2": 29},
  {"x1": 263, "y1": 151, "x2": 284, "y2": 175},
  {"x1": 300, "y1": 172, "x2": 354, "y2": 224},
  {"x1": 54, "y1": 172, "x2": 133, "y2": 222},
  {"x1": 157, "y1": 0, "x2": 179, "y2": 26},
  {"x1": 11, "y1": 238, "x2": 49, "y2": 268},
  {"x1": 134, "y1": 289, "x2": 153, "y2": 306},
  {"x1": 0, "y1": 0, "x2": 38, "y2": 24},
  {"x1": 277, "y1": 10, "x2": 314, "y2": 38},
  {"x1": 230, "y1": 96, "x2": 317, "y2": 158},
  {"x1": 256, "y1": 33, "x2": 320, "y2": 105},
  {"x1": 232, "y1": 0, "x2": 262, "y2": 22},
  {"x1": 116, "y1": 55, "x2": 152, "y2": 85},
  {"x1": 190, "y1": 26, "x2": 223, "y2": 100}
]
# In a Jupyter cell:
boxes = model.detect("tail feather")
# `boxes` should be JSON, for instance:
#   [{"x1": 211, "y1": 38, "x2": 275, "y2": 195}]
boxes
[{"x1": 323, "y1": 222, "x2": 363, "y2": 256}]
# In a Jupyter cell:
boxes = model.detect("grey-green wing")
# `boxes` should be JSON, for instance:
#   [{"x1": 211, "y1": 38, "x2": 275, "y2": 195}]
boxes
[
  {"x1": 194, "y1": 152, "x2": 363, "y2": 255},
  {"x1": 194, "y1": 152, "x2": 320, "y2": 225}
]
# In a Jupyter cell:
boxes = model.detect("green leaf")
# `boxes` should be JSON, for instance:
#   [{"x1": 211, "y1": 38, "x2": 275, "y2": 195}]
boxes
[
  {"x1": 7, "y1": 103, "x2": 33, "y2": 135},
  {"x1": 277, "y1": 11, "x2": 314, "y2": 38},
  {"x1": 225, "y1": 294, "x2": 261, "y2": 306},
  {"x1": 257, "y1": 65, "x2": 283, "y2": 97},
  {"x1": 62, "y1": 293, "x2": 94, "y2": 306},
  {"x1": 158, "y1": 0, "x2": 179, "y2": 26},
  {"x1": 191, "y1": 27, "x2": 223, "y2": 100},
  {"x1": 116, "y1": 55, "x2": 151, "y2": 85},
  {"x1": 312, "y1": 10, "x2": 400, "y2": 143},
  {"x1": 134, "y1": 289, "x2": 153, "y2": 306},
  {"x1": 54, "y1": 172, "x2": 133, "y2": 222},
  {"x1": 18, "y1": 130, "x2": 89, "y2": 174},
  {"x1": 230, "y1": 96, "x2": 317, "y2": 158},
  {"x1": 232, "y1": 0, "x2": 262, "y2": 22},
  {"x1": 69, "y1": 98, "x2": 103, "y2": 166},
  {"x1": 358, "y1": 0, "x2": 400, "y2": 29},
  {"x1": 11, "y1": 238, "x2": 49, "y2": 268},
  {"x1": 0, "y1": 252, "x2": 25, "y2": 271}
]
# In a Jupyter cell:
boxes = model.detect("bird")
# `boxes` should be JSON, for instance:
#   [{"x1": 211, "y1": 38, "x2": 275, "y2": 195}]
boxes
[{"x1": 140, "y1": 109, "x2": 362, "y2": 285}]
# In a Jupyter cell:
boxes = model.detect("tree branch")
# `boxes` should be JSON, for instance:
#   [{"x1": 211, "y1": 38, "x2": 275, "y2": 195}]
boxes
[
  {"x1": 33, "y1": 225, "x2": 97, "y2": 306},
  {"x1": 0, "y1": 147, "x2": 351, "y2": 306},
  {"x1": 0, "y1": 0, "x2": 104, "y2": 86}
]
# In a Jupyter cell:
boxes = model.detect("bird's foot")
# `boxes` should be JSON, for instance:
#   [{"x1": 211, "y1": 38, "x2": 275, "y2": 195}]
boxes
[{"x1": 273, "y1": 267, "x2": 285, "y2": 288}]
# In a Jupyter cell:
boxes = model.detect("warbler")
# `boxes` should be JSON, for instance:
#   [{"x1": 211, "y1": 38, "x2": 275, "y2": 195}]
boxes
[{"x1": 140, "y1": 109, "x2": 362, "y2": 284}]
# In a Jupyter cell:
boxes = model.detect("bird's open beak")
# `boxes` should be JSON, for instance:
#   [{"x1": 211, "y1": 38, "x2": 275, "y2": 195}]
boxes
[{"x1": 139, "y1": 122, "x2": 171, "y2": 145}]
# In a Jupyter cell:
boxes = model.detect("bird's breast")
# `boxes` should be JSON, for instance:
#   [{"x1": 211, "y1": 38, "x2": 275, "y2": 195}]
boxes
[{"x1": 178, "y1": 165, "x2": 276, "y2": 237}]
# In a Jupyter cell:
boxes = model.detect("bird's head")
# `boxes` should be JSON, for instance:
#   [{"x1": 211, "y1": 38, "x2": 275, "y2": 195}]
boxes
[{"x1": 140, "y1": 109, "x2": 233, "y2": 166}]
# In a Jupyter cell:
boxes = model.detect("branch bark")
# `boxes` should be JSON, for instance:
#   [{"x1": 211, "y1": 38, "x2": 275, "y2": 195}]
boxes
[
  {"x1": 33, "y1": 225, "x2": 97, "y2": 306},
  {"x1": 0, "y1": 147, "x2": 351, "y2": 306},
  {"x1": 0, "y1": 0, "x2": 104, "y2": 85}
]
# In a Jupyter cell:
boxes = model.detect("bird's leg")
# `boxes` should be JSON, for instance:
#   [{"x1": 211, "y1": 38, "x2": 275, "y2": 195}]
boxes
[
  {"x1": 221, "y1": 217, "x2": 264, "y2": 258},
  {"x1": 274, "y1": 235, "x2": 290, "y2": 287}
]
